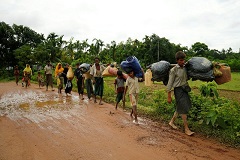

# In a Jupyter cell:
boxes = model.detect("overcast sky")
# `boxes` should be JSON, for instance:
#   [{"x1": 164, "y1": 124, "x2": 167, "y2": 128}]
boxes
[{"x1": 1, "y1": 0, "x2": 240, "y2": 52}]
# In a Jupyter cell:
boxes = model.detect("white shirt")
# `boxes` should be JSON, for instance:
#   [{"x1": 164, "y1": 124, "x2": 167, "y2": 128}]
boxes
[{"x1": 126, "y1": 76, "x2": 139, "y2": 94}]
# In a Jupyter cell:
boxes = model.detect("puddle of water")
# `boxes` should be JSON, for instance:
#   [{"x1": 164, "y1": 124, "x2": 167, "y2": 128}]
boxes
[
  {"x1": 19, "y1": 103, "x2": 30, "y2": 110},
  {"x1": 35, "y1": 101, "x2": 58, "y2": 108},
  {"x1": 0, "y1": 90, "x2": 87, "y2": 125}
]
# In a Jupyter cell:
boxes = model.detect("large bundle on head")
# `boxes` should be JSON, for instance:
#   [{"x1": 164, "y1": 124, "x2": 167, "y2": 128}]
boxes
[
  {"x1": 185, "y1": 57, "x2": 214, "y2": 82},
  {"x1": 150, "y1": 60, "x2": 171, "y2": 85},
  {"x1": 79, "y1": 63, "x2": 91, "y2": 73},
  {"x1": 120, "y1": 56, "x2": 143, "y2": 78}
]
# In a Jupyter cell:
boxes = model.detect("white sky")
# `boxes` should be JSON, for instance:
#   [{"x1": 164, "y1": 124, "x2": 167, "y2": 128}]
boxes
[{"x1": 1, "y1": 0, "x2": 240, "y2": 52}]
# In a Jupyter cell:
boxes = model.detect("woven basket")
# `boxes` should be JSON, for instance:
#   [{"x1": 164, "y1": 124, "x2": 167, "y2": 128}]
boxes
[{"x1": 214, "y1": 66, "x2": 231, "y2": 85}]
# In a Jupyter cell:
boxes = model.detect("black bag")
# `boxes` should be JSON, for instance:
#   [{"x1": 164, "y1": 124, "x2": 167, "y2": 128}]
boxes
[
  {"x1": 182, "y1": 84, "x2": 191, "y2": 92},
  {"x1": 185, "y1": 57, "x2": 214, "y2": 82},
  {"x1": 150, "y1": 60, "x2": 170, "y2": 85}
]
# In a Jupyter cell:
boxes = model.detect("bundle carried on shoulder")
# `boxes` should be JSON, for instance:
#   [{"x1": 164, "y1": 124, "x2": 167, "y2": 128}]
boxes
[
  {"x1": 79, "y1": 63, "x2": 91, "y2": 73},
  {"x1": 150, "y1": 60, "x2": 171, "y2": 85},
  {"x1": 66, "y1": 66, "x2": 74, "y2": 80},
  {"x1": 102, "y1": 65, "x2": 118, "y2": 77},
  {"x1": 120, "y1": 56, "x2": 143, "y2": 78},
  {"x1": 185, "y1": 57, "x2": 214, "y2": 82},
  {"x1": 102, "y1": 64, "x2": 129, "y2": 79}
]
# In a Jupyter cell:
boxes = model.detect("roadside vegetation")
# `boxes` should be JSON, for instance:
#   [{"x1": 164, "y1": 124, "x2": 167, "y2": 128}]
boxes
[{"x1": 102, "y1": 75, "x2": 240, "y2": 147}]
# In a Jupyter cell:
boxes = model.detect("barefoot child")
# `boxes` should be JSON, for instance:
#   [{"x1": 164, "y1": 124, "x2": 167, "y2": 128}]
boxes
[
  {"x1": 123, "y1": 70, "x2": 140, "y2": 124},
  {"x1": 167, "y1": 51, "x2": 194, "y2": 136},
  {"x1": 37, "y1": 71, "x2": 44, "y2": 88},
  {"x1": 114, "y1": 70, "x2": 125, "y2": 110}
]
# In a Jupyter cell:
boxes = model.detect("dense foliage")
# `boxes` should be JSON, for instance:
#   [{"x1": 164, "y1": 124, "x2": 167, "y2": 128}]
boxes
[{"x1": 1, "y1": 21, "x2": 240, "y2": 74}]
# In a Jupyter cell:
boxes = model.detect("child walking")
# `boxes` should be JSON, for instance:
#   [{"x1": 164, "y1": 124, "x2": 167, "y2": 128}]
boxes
[
  {"x1": 123, "y1": 70, "x2": 142, "y2": 124},
  {"x1": 166, "y1": 51, "x2": 194, "y2": 136},
  {"x1": 37, "y1": 71, "x2": 44, "y2": 88},
  {"x1": 114, "y1": 70, "x2": 125, "y2": 110}
]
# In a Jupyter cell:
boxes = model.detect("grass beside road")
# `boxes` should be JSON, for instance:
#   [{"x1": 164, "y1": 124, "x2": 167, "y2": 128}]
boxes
[{"x1": 188, "y1": 72, "x2": 240, "y2": 91}]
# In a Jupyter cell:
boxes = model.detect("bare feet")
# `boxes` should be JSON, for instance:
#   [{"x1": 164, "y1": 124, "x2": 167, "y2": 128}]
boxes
[
  {"x1": 169, "y1": 122, "x2": 178, "y2": 129},
  {"x1": 99, "y1": 102, "x2": 103, "y2": 105},
  {"x1": 79, "y1": 95, "x2": 84, "y2": 100},
  {"x1": 133, "y1": 120, "x2": 139, "y2": 125},
  {"x1": 185, "y1": 130, "x2": 194, "y2": 136},
  {"x1": 130, "y1": 114, "x2": 133, "y2": 119}
]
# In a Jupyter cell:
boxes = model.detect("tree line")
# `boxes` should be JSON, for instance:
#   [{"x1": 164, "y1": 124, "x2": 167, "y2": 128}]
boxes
[{"x1": 1, "y1": 21, "x2": 240, "y2": 73}]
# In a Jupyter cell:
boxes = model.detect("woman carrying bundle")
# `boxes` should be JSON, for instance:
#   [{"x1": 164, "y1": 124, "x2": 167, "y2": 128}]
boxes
[{"x1": 55, "y1": 63, "x2": 64, "y2": 94}]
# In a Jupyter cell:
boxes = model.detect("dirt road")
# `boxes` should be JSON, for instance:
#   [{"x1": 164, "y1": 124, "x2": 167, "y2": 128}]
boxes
[{"x1": 0, "y1": 82, "x2": 239, "y2": 160}]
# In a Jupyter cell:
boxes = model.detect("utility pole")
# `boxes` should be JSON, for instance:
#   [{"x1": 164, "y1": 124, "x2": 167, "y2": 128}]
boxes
[{"x1": 158, "y1": 40, "x2": 159, "y2": 61}]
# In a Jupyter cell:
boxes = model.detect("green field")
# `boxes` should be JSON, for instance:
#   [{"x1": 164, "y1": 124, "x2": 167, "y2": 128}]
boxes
[{"x1": 188, "y1": 72, "x2": 240, "y2": 91}]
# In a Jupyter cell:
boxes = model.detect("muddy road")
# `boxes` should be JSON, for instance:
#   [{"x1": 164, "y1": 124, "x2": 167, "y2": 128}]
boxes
[{"x1": 0, "y1": 82, "x2": 239, "y2": 160}]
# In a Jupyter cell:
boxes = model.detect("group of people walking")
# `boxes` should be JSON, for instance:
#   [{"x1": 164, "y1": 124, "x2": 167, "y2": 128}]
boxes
[
  {"x1": 14, "y1": 64, "x2": 32, "y2": 87},
  {"x1": 48, "y1": 58, "x2": 105, "y2": 105},
  {"x1": 113, "y1": 51, "x2": 194, "y2": 135},
  {"x1": 13, "y1": 51, "x2": 194, "y2": 136},
  {"x1": 13, "y1": 58, "x2": 105, "y2": 103}
]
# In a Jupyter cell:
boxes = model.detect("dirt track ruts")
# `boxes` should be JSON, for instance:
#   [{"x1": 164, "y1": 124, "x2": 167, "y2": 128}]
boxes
[{"x1": 0, "y1": 82, "x2": 239, "y2": 160}]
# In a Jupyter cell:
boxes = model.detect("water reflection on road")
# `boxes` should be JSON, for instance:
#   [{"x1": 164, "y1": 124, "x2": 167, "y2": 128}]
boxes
[{"x1": 0, "y1": 90, "x2": 88, "y2": 124}]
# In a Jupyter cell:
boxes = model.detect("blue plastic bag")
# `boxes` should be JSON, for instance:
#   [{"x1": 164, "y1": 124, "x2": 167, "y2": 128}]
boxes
[{"x1": 120, "y1": 56, "x2": 143, "y2": 78}]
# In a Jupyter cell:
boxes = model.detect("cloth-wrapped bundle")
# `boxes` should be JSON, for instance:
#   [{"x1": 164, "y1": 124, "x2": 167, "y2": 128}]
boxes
[
  {"x1": 185, "y1": 57, "x2": 214, "y2": 82},
  {"x1": 150, "y1": 60, "x2": 170, "y2": 85},
  {"x1": 102, "y1": 65, "x2": 118, "y2": 77},
  {"x1": 79, "y1": 63, "x2": 91, "y2": 73},
  {"x1": 66, "y1": 66, "x2": 74, "y2": 80}
]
